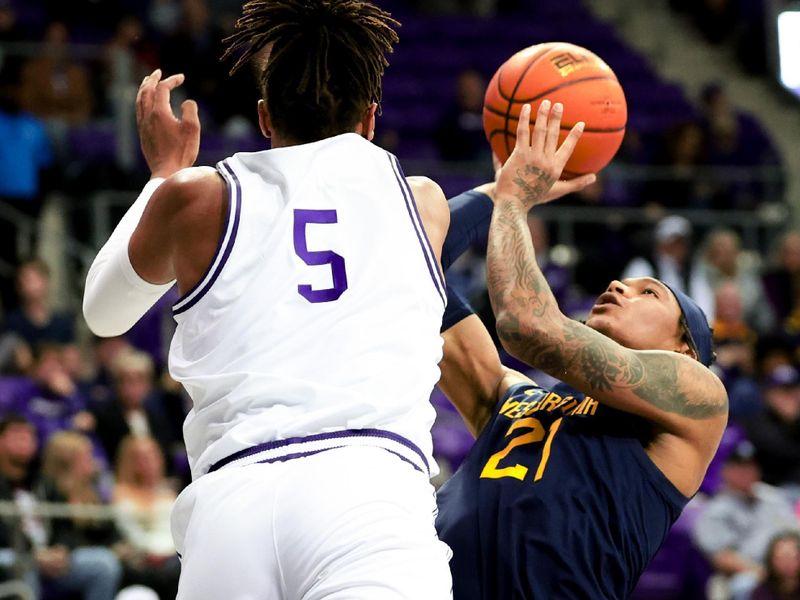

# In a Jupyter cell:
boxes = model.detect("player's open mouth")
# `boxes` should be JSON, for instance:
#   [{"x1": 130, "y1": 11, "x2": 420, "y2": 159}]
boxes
[{"x1": 593, "y1": 292, "x2": 622, "y2": 309}]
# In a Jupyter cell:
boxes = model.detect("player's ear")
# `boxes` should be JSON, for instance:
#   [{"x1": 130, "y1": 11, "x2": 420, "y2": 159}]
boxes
[
  {"x1": 675, "y1": 338, "x2": 697, "y2": 362},
  {"x1": 359, "y1": 103, "x2": 378, "y2": 141},
  {"x1": 257, "y1": 99, "x2": 273, "y2": 139}
]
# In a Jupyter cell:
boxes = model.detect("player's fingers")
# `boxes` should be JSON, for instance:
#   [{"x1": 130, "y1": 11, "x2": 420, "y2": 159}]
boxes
[
  {"x1": 555, "y1": 121, "x2": 584, "y2": 166},
  {"x1": 515, "y1": 103, "x2": 532, "y2": 150},
  {"x1": 558, "y1": 174, "x2": 596, "y2": 196},
  {"x1": 569, "y1": 173, "x2": 597, "y2": 188},
  {"x1": 138, "y1": 69, "x2": 163, "y2": 117},
  {"x1": 154, "y1": 73, "x2": 185, "y2": 116},
  {"x1": 155, "y1": 73, "x2": 185, "y2": 110},
  {"x1": 180, "y1": 99, "x2": 201, "y2": 134},
  {"x1": 545, "y1": 102, "x2": 563, "y2": 156},
  {"x1": 530, "y1": 99, "x2": 550, "y2": 154},
  {"x1": 137, "y1": 79, "x2": 156, "y2": 123},
  {"x1": 161, "y1": 73, "x2": 185, "y2": 91}
]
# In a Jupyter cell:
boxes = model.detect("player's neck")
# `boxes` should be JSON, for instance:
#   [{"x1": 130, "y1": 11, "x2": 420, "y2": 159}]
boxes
[{"x1": 269, "y1": 127, "x2": 366, "y2": 150}]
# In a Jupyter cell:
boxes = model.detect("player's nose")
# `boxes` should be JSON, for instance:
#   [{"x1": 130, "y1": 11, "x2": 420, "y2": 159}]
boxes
[{"x1": 606, "y1": 280, "x2": 629, "y2": 296}]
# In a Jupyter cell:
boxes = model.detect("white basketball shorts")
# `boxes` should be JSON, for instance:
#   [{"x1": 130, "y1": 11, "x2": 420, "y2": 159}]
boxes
[{"x1": 171, "y1": 433, "x2": 453, "y2": 600}]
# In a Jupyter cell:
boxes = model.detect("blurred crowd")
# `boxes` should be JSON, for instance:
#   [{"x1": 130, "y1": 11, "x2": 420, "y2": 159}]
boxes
[{"x1": 0, "y1": 0, "x2": 797, "y2": 598}]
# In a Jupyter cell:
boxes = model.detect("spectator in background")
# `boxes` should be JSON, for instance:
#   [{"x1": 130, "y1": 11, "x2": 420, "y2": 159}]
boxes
[
  {"x1": 11, "y1": 345, "x2": 96, "y2": 452},
  {"x1": 699, "y1": 83, "x2": 784, "y2": 210},
  {"x1": 105, "y1": 16, "x2": 159, "y2": 83},
  {"x1": 712, "y1": 281, "x2": 761, "y2": 419},
  {"x1": 0, "y1": 415, "x2": 44, "y2": 593},
  {"x1": 37, "y1": 431, "x2": 121, "y2": 600},
  {"x1": 713, "y1": 281, "x2": 758, "y2": 349},
  {"x1": 751, "y1": 531, "x2": 800, "y2": 600},
  {"x1": 113, "y1": 436, "x2": 179, "y2": 600},
  {"x1": 764, "y1": 231, "x2": 800, "y2": 333},
  {"x1": 0, "y1": 2, "x2": 28, "y2": 80},
  {"x1": 80, "y1": 336, "x2": 133, "y2": 410},
  {"x1": 0, "y1": 418, "x2": 120, "y2": 599},
  {"x1": 159, "y1": 0, "x2": 225, "y2": 122},
  {"x1": 147, "y1": 0, "x2": 183, "y2": 37},
  {"x1": 693, "y1": 440, "x2": 799, "y2": 600},
  {"x1": 622, "y1": 215, "x2": 706, "y2": 301},
  {"x1": 434, "y1": 68, "x2": 490, "y2": 162},
  {"x1": 0, "y1": 72, "x2": 54, "y2": 293},
  {"x1": 644, "y1": 121, "x2": 709, "y2": 210},
  {"x1": 745, "y1": 365, "x2": 800, "y2": 491},
  {"x1": 19, "y1": 22, "x2": 95, "y2": 126},
  {"x1": 92, "y1": 350, "x2": 174, "y2": 471},
  {"x1": 3, "y1": 259, "x2": 76, "y2": 348},
  {"x1": 695, "y1": 228, "x2": 775, "y2": 333}
]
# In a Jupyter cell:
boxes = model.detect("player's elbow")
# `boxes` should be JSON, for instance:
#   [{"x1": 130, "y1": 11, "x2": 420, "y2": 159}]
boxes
[
  {"x1": 495, "y1": 310, "x2": 532, "y2": 357},
  {"x1": 82, "y1": 293, "x2": 127, "y2": 338},
  {"x1": 495, "y1": 310, "x2": 563, "y2": 365}
]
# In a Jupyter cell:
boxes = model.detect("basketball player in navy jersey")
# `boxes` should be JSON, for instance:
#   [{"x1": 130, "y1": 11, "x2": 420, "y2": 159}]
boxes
[{"x1": 435, "y1": 101, "x2": 728, "y2": 599}]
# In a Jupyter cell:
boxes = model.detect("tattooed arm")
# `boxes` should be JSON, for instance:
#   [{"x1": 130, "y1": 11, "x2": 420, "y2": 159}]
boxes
[{"x1": 487, "y1": 101, "x2": 727, "y2": 448}]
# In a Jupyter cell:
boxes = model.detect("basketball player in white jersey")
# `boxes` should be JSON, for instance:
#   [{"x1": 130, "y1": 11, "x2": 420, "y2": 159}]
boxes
[{"x1": 82, "y1": 2, "x2": 454, "y2": 598}]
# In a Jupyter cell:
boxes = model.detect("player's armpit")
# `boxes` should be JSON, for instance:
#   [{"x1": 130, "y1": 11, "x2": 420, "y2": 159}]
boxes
[
  {"x1": 129, "y1": 166, "x2": 226, "y2": 291},
  {"x1": 439, "y1": 315, "x2": 526, "y2": 436},
  {"x1": 502, "y1": 314, "x2": 728, "y2": 440},
  {"x1": 407, "y1": 176, "x2": 449, "y2": 267}
]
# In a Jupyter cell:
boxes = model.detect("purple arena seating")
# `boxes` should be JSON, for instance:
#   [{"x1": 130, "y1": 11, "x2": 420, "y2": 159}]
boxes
[{"x1": 67, "y1": 124, "x2": 117, "y2": 163}]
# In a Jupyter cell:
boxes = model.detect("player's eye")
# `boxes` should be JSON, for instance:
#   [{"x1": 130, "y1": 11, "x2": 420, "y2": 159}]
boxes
[{"x1": 643, "y1": 288, "x2": 658, "y2": 297}]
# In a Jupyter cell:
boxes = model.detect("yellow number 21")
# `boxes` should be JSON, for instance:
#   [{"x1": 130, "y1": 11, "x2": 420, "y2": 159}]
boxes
[{"x1": 480, "y1": 417, "x2": 563, "y2": 482}]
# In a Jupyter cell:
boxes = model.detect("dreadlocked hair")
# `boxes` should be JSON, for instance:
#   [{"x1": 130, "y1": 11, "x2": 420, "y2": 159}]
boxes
[{"x1": 222, "y1": 0, "x2": 399, "y2": 144}]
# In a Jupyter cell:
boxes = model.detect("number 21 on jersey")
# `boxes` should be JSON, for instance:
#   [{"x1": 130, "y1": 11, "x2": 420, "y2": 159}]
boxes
[{"x1": 480, "y1": 417, "x2": 562, "y2": 482}]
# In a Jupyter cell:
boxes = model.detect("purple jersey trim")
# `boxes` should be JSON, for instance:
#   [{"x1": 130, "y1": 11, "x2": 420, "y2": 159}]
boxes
[
  {"x1": 207, "y1": 428, "x2": 430, "y2": 474},
  {"x1": 252, "y1": 447, "x2": 423, "y2": 474},
  {"x1": 387, "y1": 153, "x2": 447, "y2": 306},
  {"x1": 172, "y1": 159, "x2": 243, "y2": 315},
  {"x1": 392, "y1": 156, "x2": 447, "y2": 293}
]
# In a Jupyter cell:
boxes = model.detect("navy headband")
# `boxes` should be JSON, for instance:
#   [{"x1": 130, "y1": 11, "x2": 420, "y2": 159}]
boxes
[{"x1": 662, "y1": 283, "x2": 714, "y2": 367}]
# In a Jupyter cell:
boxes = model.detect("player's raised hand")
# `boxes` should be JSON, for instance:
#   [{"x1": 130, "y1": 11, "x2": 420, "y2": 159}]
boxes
[
  {"x1": 478, "y1": 151, "x2": 595, "y2": 204},
  {"x1": 495, "y1": 100, "x2": 585, "y2": 210},
  {"x1": 136, "y1": 68, "x2": 201, "y2": 179}
]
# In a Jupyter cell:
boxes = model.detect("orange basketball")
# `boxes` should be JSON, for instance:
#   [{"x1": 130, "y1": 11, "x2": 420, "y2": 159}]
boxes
[{"x1": 483, "y1": 42, "x2": 627, "y2": 178}]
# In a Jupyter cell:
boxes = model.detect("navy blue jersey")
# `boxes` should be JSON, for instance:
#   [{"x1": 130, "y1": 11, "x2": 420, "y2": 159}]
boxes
[{"x1": 436, "y1": 381, "x2": 689, "y2": 600}]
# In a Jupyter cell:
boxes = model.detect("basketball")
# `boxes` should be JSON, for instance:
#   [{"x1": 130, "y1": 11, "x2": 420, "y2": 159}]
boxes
[{"x1": 483, "y1": 42, "x2": 627, "y2": 178}]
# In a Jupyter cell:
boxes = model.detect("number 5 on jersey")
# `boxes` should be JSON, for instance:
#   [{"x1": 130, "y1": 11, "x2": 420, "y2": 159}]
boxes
[{"x1": 293, "y1": 209, "x2": 349, "y2": 303}]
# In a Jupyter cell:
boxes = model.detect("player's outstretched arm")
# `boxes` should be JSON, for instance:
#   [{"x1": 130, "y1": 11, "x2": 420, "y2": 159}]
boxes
[
  {"x1": 486, "y1": 101, "x2": 727, "y2": 447},
  {"x1": 83, "y1": 70, "x2": 203, "y2": 336},
  {"x1": 439, "y1": 290, "x2": 530, "y2": 436}
]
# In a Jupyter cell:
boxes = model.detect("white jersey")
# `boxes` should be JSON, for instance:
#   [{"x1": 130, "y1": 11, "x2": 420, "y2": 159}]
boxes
[{"x1": 168, "y1": 133, "x2": 446, "y2": 479}]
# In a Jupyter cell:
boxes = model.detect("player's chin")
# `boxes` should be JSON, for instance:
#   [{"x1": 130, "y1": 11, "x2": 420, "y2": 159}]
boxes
[{"x1": 584, "y1": 312, "x2": 615, "y2": 337}]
